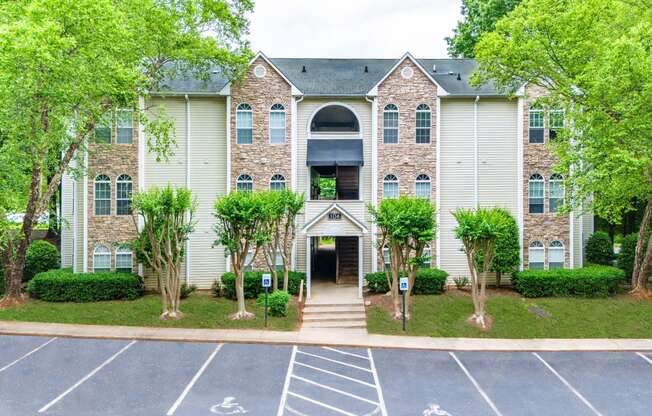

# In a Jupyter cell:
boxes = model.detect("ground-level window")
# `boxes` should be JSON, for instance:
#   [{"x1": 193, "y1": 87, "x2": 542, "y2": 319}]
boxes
[
  {"x1": 421, "y1": 243, "x2": 432, "y2": 268},
  {"x1": 383, "y1": 104, "x2": 399, "y2": 144},
  {"x1": 269, "y1": 103, "x2": 285, "y2": 144},
  {"x1": 269, "y1": 174, "x2": 285, "y2": 191},
  {"x1": 549, "y1": 240, "x2": 564, "y2": 269},
  {"x1": 382, "y1": 245, "x2": 391, "y2": 270},
  {"x1": 528, "y1": 240, "x2": 545, "y2": 270},
  {"x1": 236, "y1": 103, "x2": 253, "y2": 144},
  {"x1": 275, "y1": 251, "x2": 284, "y2": 272},
  {"x1": 244, "y1": 248, "x2": 254, "y2": 271},
  {"x1": 116, "y1": 174, "x2": 132, "y2": 215},
  {"x1": 415, "y1": 104, "x2": 431, "y2": 144},
  {"x1": 94, "y1": 174, "x2": 111, "y2": 216},
  {"x1": 93, "y1": 245, "x2": 111, "y2": 272},
  {"x1": 528, "y1": 173, "x2": 544, "y2": 214},
  {"x1": 383, "y1": 174, "x2": 399, "y2": 199},
  {"x1": 115, "y1": 246, "x2": 133, "y2": 273},
  {"x1": 415, "y1": 174, "x2": 431, "y2": 199},
  {"x1": 236, "y1": 174, "x2": 253, "y2": 192},
  {"x1": 549, "y1": 173, "x2": 564, "y2": 213}
]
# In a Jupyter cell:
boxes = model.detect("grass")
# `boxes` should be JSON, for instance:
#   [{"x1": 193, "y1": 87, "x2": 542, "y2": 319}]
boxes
[
  {"x1": 0, "y1": 292, "x2": 298, "y2": 331},
  {"x1": 367, "y1": 291, "x2": 652, "y2": 338}
]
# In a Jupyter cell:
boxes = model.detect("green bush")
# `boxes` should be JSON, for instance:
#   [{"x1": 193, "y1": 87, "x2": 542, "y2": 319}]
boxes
[
  {"x1": 214, "y1": 271, "x2": 306, "y2": 300},
  {"x1": 585, "y1": 231, "x2": 614, "y2": 266},
  {"x1": 180, "y1": 283, "x2": 197, "y2": 299},
  {"x1": 365, "y1": 268, "x2": 448, "y2": 295},
  {"x1": 512, "y1": 265, "x2": 623, "y2": 298},
  {"x1": 257, "y1": 290, "x2": 290, "y2": 317},
  {"x1": 618, "y1": 233, "x2": 638, "y2": 281},
  {"x1": 25, "y1": 240, "x2": 60, "y2": 280},
  {"x1": 27, "y1": 270, "x2": 143, "y2": 302},
  {"x1": 0, "y1": 269, "x2": 4, "y2": 295}
]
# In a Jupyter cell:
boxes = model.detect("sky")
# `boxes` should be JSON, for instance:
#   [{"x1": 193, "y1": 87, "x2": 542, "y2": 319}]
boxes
[{"x1": 247, "y1": 0, "x2": 463, "y2": 59}]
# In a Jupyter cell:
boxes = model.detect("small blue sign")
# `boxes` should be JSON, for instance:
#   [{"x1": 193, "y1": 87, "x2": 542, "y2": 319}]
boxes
[
  {"x1": 262, "y1": 273, "x2": 272, "y2": 288},
  {"x1": 399, "y1": 277, "x2": 409, "y2": 291}
]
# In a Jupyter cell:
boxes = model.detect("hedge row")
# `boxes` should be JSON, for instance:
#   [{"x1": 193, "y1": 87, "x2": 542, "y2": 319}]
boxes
[
  {"x1": 366, "y1": 268, "x2": 449, "y2": 295},
  {"x1": 512, "y1": 265, "x2": 623, "y2": 298},
  {"x1": 214, "y1": 271, "x2": 306, "y2": 299},
  {"x1": 27, "y1": 270, "x2": 144, "y2": 302}
]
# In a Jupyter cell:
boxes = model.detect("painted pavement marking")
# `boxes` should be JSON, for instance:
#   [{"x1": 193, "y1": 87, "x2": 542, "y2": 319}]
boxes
[
  {"x1": 37, "y1": 340, "x2": 137, "y2": 413},
  {"x1": 0, "y1": 337, "x2": 57, "y2": 373},
  {"x1": 367, "y1": 349, "x2": 388, "y2": 416},
  {"x1": 296, "y1": 350, "x2": 373, "y2": 372},
  {"x1": 166, "y1": 343, "x2": 223, "y2": 415},
  {"x1": 293, "y1": 361, "x2": 377, "y2": 388},
  {"x1": 290, "y1": 374, "x2": 380, "y2": 406},
  {"x1": 323, "y1": 346, "x2": 370, "y2": 361},
  {"x1": 636, "y1": 352, "x2": 652, "y2": 367},
  {"x1": 286, "y1": 391, "x2": 358, "y2": 416},
  {"x1": 449, "y1": 352, "x2": 503, "y2": 416},
  {"x1": 532, "y1": 352, "x2": 603, "y2": 416},
  {"x1": 276, "y1": 345, "x2": 298, "y2": 416}
]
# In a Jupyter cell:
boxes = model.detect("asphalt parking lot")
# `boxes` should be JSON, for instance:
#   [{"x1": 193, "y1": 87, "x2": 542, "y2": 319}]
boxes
[{"x1": 1, "y1": 335, "x2": 652, "y2": 415}]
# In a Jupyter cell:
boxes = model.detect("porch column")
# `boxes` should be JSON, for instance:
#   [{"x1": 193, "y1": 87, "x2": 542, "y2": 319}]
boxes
[
  {"x1": 306, "y1": 236, "x2": 311, "y2": 299},
  {"x1": 358, "y1": 235, "x2": 363, "y2": 299}
]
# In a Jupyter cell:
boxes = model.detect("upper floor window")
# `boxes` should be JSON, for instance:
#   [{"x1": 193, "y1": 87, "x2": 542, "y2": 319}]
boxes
[
  {"x1": 236, "y1": 103, "x2": 253, "y2": 144},
  {"x1": 528, "y1": 240, "x2": 545, "y2": 270},
  {"x1": 94, "y1": 174, "x2": 111, "y2": 216},
  {"x1": 94, "y1": 113, "x2": 112, "y2": 144},
  {"x1": 383, "y1": 104, "x2": 399, "y2": 144},
  {"x1": 93, "y1": 245, "x2": 111, "y2": 272},
  {"x1": 415, "y1": 174, "x2": 431, "y2": 199},
  {"x1": 115, "y1": 246, "x2": 133, "y2": 273},
  {"x1": 415, "y1": 104, "x2": 431, "y2": 144},
  {"x1": 311, "y1": 105, "x2": 359, "y2": 133},
  {"x1": 236, "y1": 174, "x2": 253, "y2": 192},
  {"x1": 116, "y1": 110, "x2": 133, "y2": 144},
  {"x1": 270, "y1": 174, "x2": 286, "y2": 191},
  {"x1": 549, "y1": 240, "x2": 564, "y2": 269},
  {"x1": 528, "y1": 173, "x2": 544, "y2": 214},
  {"x1": 549, "y1": 173, "x2": 564, "y2": 213},
  {"x1": 549, "y1": 107, "x2": 565, "y2": 140},
  {"x1": 116, "y1": 174, "x2": 133, "y2": 215},
  {"x1": 383, "y1": 174, "x2": 399, "y2": 199},
  {"x1": 269, "y1": 103, "x2": 285, "y2": 144},
  {"x1": 529, "y1": 104, "x2": 544, "y2": 143}
]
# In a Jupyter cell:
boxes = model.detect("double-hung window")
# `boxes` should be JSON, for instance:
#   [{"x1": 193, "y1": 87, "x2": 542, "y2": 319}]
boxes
[
  {"x1": 528, "y1": 241, "x2": 545, "y2": 270},
  {"x1": 93, "y1": 246, "x2": 111, "y2": 272},
  {"x1": 383, "y1": 174, "x2": 399, "y2": 199},
  {"x1": 415, "y1": 174, "x2": 431, "y2": 199},
  {"x1": 95, "y1": 113, "x2": 112, "y2": 143},
  {"x1": 116, "y1": 174, "x2": 133, "y2": 215},
  {"x1": 529, "y1": 105, "x2": 544, "y2": 143},
  {"x1": 549, "y1": 174, "x2": 564, "y2": 213},
  {"x1": 237, "y1": 174, "x2": 253, "y2": 192},
  {"x1": 117, "y1": 111, "x2": 133, "y2": 144},
  {"x1": 270, "y1": 174, "x2": 285, "y2": 191},
  {"x1": 236, "y1": 103, "x2": 253, "y2": 144},
  {"x1": 94, "y1": 175, "x2": 111, "y2": 216},
  {"x1": 549, "y1": 240, "x2": 564, "y2": 269},
  {"x1": 549, "y1": 108, "x2": 564, "y2": 140},
  {"x1": 383, "y1": 104, "x2": 399, "y2": 144},
  {"x1": 415, "y1": 104, "x2": 431, "y2": 144},
  {"x1": 528, "y1": 173, "x2": 544, "y2": 214},
  {"x1": 269, "y1": 104, "x2": 285, "y2": 144},
  {"x1": 115, "y1": 246, "x2": 133, "y2": 273}
]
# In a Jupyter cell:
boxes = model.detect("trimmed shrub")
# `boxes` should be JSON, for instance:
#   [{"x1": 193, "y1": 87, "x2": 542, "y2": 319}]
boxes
[
  {"x1": 0, "y1": 269, "x2": 4, "y2": 295},
  {"x1": 257, "y1": 290, "x2": 291, "y2": 317},
  {"x1": 25, "y1": 240, "x2": 60, "y2": 280},
  {"x1": 180, "y1": 283, "x2": 197, "y2": 299},
  {"x1": 618, "y1": 233, "x2": 638, "y2": 281},
  {"x1": 27, "y1": 270, "x2": 144, "y2": 302},
  {"x1": 365, "y1": 268, "x2": 448, "y2": 295},
  {"x1": 512, "y1": 265, "x2": 623, "y2": 298},
  {"x1": 215, "y1": 271, "x2": 306, "y2": 300},
  {"x1": 585, "y1": 231, "x2": 614, "y2": 266}
]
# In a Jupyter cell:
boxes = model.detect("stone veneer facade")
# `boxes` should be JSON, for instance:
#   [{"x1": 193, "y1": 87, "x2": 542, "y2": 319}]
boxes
[{"x1": 522, "y1": 85, "x2": 570, "y2": 267}]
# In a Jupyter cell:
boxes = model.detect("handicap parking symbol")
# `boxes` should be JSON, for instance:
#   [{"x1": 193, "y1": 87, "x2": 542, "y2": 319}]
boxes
[
  {"x1": 423, "y1": 402, "x2": 452, "y2": 416},
  {"x1": 210, "y1": 397, "x2": 248, "y2": 415}
]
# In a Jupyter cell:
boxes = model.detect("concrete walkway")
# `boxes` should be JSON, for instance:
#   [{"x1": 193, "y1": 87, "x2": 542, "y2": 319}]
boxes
[{"x1": 1, "y1": 320, "x2": 652, "y2": 351}]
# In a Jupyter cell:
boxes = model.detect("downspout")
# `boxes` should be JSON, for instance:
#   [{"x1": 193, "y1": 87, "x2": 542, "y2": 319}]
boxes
[
  {"x1": 185, "y1": 94, "x2": 191, "y2": 285},
  {"x1": 366, "y1": 95, "x2": 378, "y2": 272},
  {"x1": 138, "y1": 96, "x2": 145, "y2": 278},
  {"x1": 474, "y1": 95, "x2": 480, "y2": 208},
  {"x1": 291, "y1": 95, "x2": 304, "y2": 272}
]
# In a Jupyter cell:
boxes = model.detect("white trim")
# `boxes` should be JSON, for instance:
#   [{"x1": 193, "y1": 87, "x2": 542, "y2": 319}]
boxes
[
  {"x1": 368, "y1": 96, "x2": 378, "y2": 272},
  {"x1": 474, "y1": 96, "x2": 480, "y2": 208},
  {"x1": 82, "y1": 150, "x2": 88, "y2": 273},
  {"x1": 235, "y1": 102, "x2": 254, "y2": 145},
  {"x1": 185, "y1": 95, "x2": 191, "y2": 285},
  {"x1": 381, "y1": 102, "x2": 400, "y2": 144},
  {"x1": 306, "y1": 101, "x2": 363, "y2": 139},
  {"x1": 138, "y1": 96, "x2": 145, "y2": 277},
  {"x1": 268, "y1": 103, "x2": 286, "y2": 145},
  {"x1": 226, "y1": 95, "x2": 231, "y2": 193},
  {"x1": 358, "y1": 236, "x2": 363, "y2": 298},
  {"x1": 291, "y1": 96, "x2": 299, "y2": 191},
  {"x1": 569, "y1": 212, "x2": 575, "y2": 269},
  {"x1": 368, "y1": 349, "x2": 389, "y2": 416},
  {"x1": 579, "y1": 208, "x2": 584, "y2": 267},
  {"x1": 436, "y1": 96, "x2": 442, "y2": 268},
  {"x1": 301, "y1": 203, "x2": 369, "y2": 234},
  {"x1": 517, "y1": 97, "x2": 524, "y2": 270},
  {"x1": 71, "y1": 157, "x2": 78, "y2": 273},
  {"x1": 306, "y1": 236, "x2": 311, "y2": 298},
  {"x1": 366, "y1": 52, "x2": 449, "y2": 97},
  {"x1": 220, "y1": 52, "x2": 303, "y2": 96}
]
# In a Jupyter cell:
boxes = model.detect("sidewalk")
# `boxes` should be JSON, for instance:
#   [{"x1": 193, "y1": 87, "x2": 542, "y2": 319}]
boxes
[{"x1": 2, "y1": 320, "x2": 652, "y2": 351}]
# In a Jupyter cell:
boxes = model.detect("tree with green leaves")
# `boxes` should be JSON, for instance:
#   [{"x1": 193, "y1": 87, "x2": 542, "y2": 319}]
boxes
[
  {"x1": 473, "y1": 0, "x2": 652, "y2": 296},
  {"x1": 446, "y1": 0, "x2": 522, "y2": 58},
  {"x1": 454, "y1": 208, "x2": 507, "y2": 329},
  {"x1": 133, "y1": 186, "x2": 195, "y2": 320},
  {"x1": 369, "y1": 196, "x2": 436, "y2": 320},
  {"x1": 0, "y1": 0, "x2": 252, "y2": 306},
  {"x1": 487, "y1": 208, "x2": 520, "y2": 287}
]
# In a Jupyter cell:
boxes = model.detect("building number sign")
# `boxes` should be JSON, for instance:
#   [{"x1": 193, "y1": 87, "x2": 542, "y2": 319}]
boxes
[{"x1": 328, "y1": 211, "x2": 342, "y2": 220}]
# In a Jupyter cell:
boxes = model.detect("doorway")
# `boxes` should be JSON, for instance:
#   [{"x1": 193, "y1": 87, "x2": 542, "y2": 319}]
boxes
[{"x1": 310, "y1": 236, "x2": 359, "y2": 285}]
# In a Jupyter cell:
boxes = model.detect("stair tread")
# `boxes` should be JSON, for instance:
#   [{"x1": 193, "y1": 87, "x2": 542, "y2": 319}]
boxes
[
  {"x1": 303, "y1": 313, "x2": 366, "y2": 321},
  {"x1": 304, "y1": 306, "x2": 366, "y2": 314},
  {"x1": 302, "y1": 321, "x2": 367, "y2": 329}
]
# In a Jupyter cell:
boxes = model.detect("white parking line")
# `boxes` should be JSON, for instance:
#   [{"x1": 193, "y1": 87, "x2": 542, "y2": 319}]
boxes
[
  {"x1": 532, "y1": 353, "x2": 603, "y2": 416},
  {"x1": 276, "y1": 345, "x2": 298, "y2": 416},
  {"x1": 296, "y1": 350, "x2": 373, "y2": 372},
  {"x1": 449, "y1": 352, "x2": 503, "y2": 416},
  {"x1": 166, "y1": 344, "x2": 223, "y2": 415},
  {"x1": 287, "y1": 391, "x2": 358, "y2": 416},
  {"x1": 38, "y1": 340, "x2": 137, "y2": 413},
  {"x1": 322, "y1": 347, "x2": 370, "y2": 360},
  {"x1": 291, "y1": 374, "x2": 380, "y2": 405},
  {"x1": 368, "y1": 349, "x2": 388, "y2": 416},
  {"x1": 0, "y1": 337, "x2": 57, "y2": 373},
  {"x1": 636, "y1": 352, "x2": 652, "y2": 367},
  {"x1": 293, "y1": 361, "x2": 377, "y2": 388}
]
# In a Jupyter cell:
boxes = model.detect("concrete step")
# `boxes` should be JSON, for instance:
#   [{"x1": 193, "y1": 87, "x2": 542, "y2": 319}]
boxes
[
  {"x1": 303, "y1": 313, "x2": 367, "y2": 322},
  {"x1": 301, "y1": 321, "x2": 367, "y2": 329},
  {"x1": 304, "y1": 301, "x2": 364, "y2": 308},
  {"x1": 303, "y1": 305, "x2": 366, "y2": 314}
]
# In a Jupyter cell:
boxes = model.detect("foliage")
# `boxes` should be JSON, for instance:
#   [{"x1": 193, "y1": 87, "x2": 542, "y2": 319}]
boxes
[
  {"x1": 215, "y1": 271, "x2": 305, "y2": 300},
  {"x1": 446, "y1": 0, "x2": 522, "y2": 58},
  {"x1": 257, "y1": 290, "x2": 290, "y2": 317},
  {"x1": 585, "y1": 232, "x2": 614, "y2": 266},
  {"x1": 27, "y1": 270, "x2": 143, "y2": 302},
  {"x1": 319, "y1": 177, "x2": 336, "y2": 199},
  {"x1": 180, "y1": 283, "x2": 197, "y2": 300},
  {"x1": 454, "y1": 276, "x2": 470, "y2": 290},
  {"x1": 512, "y1": 266, "x2": 623, "y2": 298},
  {"x1": 24, "y1": 240, "x2": 60, "y2": 280},
  {"x1": 487, "y1": 209, "x2": 520, "y2": 276},
  {"x1": 365, "y1": 269, "x2": 448, "y2": 295},
  {"x1": 618, "y1": 232, "x2": 651, "y2": 283}
]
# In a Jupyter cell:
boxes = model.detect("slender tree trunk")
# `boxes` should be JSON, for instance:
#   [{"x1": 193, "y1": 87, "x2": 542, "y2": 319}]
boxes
[
  {"x1": 231, "y1": 259, "x2": 254, "y2": 320},
  {"x1": 631, "y1": 194, "x2": 652, "y2": 297},
  {"x1": 282, "y1": 260, "x2": 290, "y2": 292}
]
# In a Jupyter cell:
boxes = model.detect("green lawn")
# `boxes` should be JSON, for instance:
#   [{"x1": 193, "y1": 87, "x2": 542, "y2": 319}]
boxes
[
  {"x1": 0, "y1": 293, "x2": 298, "y2": 331},
  {"x1": 367, "y1": 291, "x2": 652, "y2": 338}
]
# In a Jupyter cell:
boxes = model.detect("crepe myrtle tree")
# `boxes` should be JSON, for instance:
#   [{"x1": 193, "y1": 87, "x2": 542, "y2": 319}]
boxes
[
  {"x1": 132, "y1": 186, "x2": 196, "y2": 320},
  {"x1": 484, "y1": 208, "x2": 520, "y2": 287},
  {"x1": 369, "y1": 196, "x2": 436, "y2": 320},
  {"x1": 0, "y1": 0, "x2": 253, "y2": 307}
]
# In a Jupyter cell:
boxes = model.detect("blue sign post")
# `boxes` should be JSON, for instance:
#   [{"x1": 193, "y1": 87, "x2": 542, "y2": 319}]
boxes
[
  {"x1": 399, "y1": 277, "x2": 408, "y2": 332},
  {"x1": 262, "y1": 273, "x2": 272, "y2": 327}
]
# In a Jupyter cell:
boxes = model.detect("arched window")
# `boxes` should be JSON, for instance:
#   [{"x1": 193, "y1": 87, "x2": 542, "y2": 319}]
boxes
[
  {"x1": 383, "y1": 174, "x2": 399, "y2": 199},
  {"x1": 528, "y1": 241, "x2": 545, "y2": 270},
  {"x1": 415, "y1": 104, "x2": 431, "y2": 144},
  {"x1": 94, "y1": 174, "x2": 111, "y2": 216},
  {"x1": 115, "y1": 246, "x2": 133, "y2": 273},
  {"x1": 116, "y1": 174, "x2": 132, "y2": 215},
  {"x1": 383, "y1": 104, "x2": 399, "y2": 144},
  {"x1": 236, "y1": 103, "x2": 253, "y2": 144},
  {"x1": 421, "y1": 243, "x2": 432, "y2": 269},
  {"x1": 310, "y1": 105, "x2": 359, "y2": 132},
  {"x1": 236, "y1": 174, "x2": 253, "y2": 192},
  {"x1": 528, "y1": 173, "x2": 544, "y2": 214},
  {"x1": 269, "y1": 103, "x2": 285, "y2": 144},
  {"x1": 415, "y1": 174, "x2": 431, "y2": 199},
  {"x1": 529, "y1": 104, "x2": 544, "y2": 143},
  {"x1": 93, "y1": 245, "x2": 111, "y2": 272},
  {"x1": 270, "y1": 174, "x2": 286, "y2": 191},
  {"x1": 382, "y1": 245, "x2": 391, "y2": 270},
  {"x1": 117, "y1": 110, "x2": 133, "y2": 144},
  {"x1": 549, "y1": 240, "x2": 564, "y2": 270},
  {"x1": 549, "y1": 173, "x2": 564, "y2": 213}
]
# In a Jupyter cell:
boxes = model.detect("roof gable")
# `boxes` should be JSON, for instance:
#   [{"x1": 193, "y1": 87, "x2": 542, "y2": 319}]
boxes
[
  {"x1": 219, "y1": 52, "x2": 302, "y2": 96},
  {"x1": 367, "y1": 52, "x2": 449, "y2": 97},
  {"x1": 301, "y1": 203, "x2": 368, "y2": 235}
]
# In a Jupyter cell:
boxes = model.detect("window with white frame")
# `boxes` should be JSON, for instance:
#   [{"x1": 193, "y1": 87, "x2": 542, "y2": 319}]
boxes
[
  {"x1": 270, "y1": 174, "x2": 285, "y2": 191},
  {"x1": 383, "y1": 174, "x2": 399, "y2": 199},
  {"x1": 116, "y1": 110, "x2": 133, "y2": 144},
  {"x1": 93, "y1": 245, "x2": 111, "y2": 272},
  {"x1": 94, "y1": 174, "x2": 111, "y2": 216},
  {"x1": 549, "y1": 240, "x2": 564, "y2": 269},
  {"x1": 115, "y1": 246, "x2": 133, "y2": 273},
  {"x1": 244, "y1": 248, "x2": 254, "y2": 271},
  {"x1": 415, "y1": 104, "x2": 431, "y2": 144},
  {"x1": 528, "y1": 173, "x2": 544, "y2": 214},
  {"x1": 116, "y1": 174, "x2": 132, "y2": 215},
  {"x1": 275, "y1": 251, "x2": 284, "y2": 271},
  {"x1": 415, "y1": 174, "x2": 431, "y2": 199},
  {"x1": 237, "y1": 174, "x2": 253, "y2": 192},
  {"x1": 383, "y1": 104, "x2": 399, "y2": 144},
  {"x1": 549, "y1": 173, "x2": 564, "y2": 213},
  {"x1": 382, "y1": 245, "x2": 391, "y2": 270},
  {"x1": 236, "y1": 103, "x2": 253, "y2": 144},
  {"x1": 269, "y1": 103, "x2": 285, "y2": 144},
  {"x1": 529, "y1": 104, "x2": 544, "y2": 143},
  {"x1": 528, "y1": 241, "x2": 545, "y2": 270},
  {"x1": 94, "y1": 112, "x2": 112, "y2": 143},
  {"x1": 549, "y1": 107, "x2": 565, "y2": 140},
  {"x1": 421, "y1": 243, "x2": 431, "y2": 268}
]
